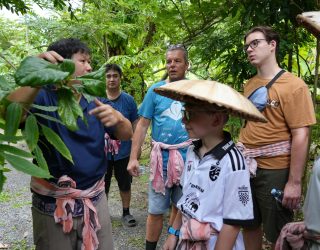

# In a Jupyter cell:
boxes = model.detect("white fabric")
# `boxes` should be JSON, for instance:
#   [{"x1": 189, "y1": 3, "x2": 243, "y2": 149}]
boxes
[{"x1": 178, "y1": 143, "x2": 253, "y2": 250}]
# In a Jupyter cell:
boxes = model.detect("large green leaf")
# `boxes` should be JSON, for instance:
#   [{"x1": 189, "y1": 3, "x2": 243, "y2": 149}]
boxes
[
  {"x1": 0, "y1": 144, "x2": 33, "y2": 158},
  {"x1": 57, "y1": 88, "x2": 83, "y2": 131},
  {"x1": 40, "y1": 124, "x2": 73, "y2": 163},
  {"x1": 0, "y1": 134, "x2": 24, "y2": 143},
  {"x1": 5, "y1": 102, "x2": 22, "y2": 136},
  {"x1": 2, "y1": 152, "x2": 52, "y2": 178},
  {"x1": 14, "y1": 56, "x2": 70, "y2": 87},
  {"x1": 25, "y1": 114, "x2": 39, "y2": 151},
  {"x1": 33, "y1": 145, "x2": 48, "y2": 171},
  {"x1": 31, "y1": 103, "x2": 58, "y2": 112},
  {"x1": 76, "y1": 67, "x2": 106, "y2": 97},
  {"x1": 58, "y1": 59, "x2": 75, "y2": 77},
  {"x1": 33, "y1": 113, "x2": 64, "y2": 125}
]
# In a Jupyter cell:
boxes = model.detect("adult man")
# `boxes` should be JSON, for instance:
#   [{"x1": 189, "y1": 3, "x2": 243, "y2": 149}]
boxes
[
  {"x1": 239, "y1": 26, "x2": 316, "y2": 250},
  {"x1": 8, "y1": 38, "x2": 132, "y2": 250},
  {"x1": 127, "y1": 45, "x2": 190, "y2": 250},
  {"x1": 104, "y1": 63, "x2": 138, "y2": 227}
]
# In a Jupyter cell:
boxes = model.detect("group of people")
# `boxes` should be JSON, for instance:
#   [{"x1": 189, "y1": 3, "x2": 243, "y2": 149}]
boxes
[{"x1": 8, "y1": 25, "x2": 317, "y2": 250}]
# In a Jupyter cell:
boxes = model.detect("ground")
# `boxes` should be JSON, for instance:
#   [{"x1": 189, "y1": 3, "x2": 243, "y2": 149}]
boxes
[{"x1": 0, "y1": 165, "x2": 170, "y2": 250}]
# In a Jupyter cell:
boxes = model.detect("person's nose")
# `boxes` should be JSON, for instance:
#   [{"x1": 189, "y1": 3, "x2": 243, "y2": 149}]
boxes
[{"x1": 86, "y1": 63, "x2": 92, "y2": 72}]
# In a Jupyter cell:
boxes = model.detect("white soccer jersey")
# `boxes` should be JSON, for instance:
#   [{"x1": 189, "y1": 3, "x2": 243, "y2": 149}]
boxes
[{"x1": 178, "y1": 132, "x2": 254, "y2": 232}]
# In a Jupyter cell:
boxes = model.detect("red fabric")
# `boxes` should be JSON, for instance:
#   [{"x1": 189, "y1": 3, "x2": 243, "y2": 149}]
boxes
[
  {"x1": 236, "y1": 140, "x2": 291, "y2": 176},
  {"x1": 150, "y1": 139, "x2": 192, "y2": 194},
  {"x1": 176, "y1": 215, "x2": 216, "y2": 250},
  {"x1": 104, "y1": 132, "x2": 121, "y2": 155},
  {"x1": 31, "y1": 175, "x2": 105, "y2": 250}
]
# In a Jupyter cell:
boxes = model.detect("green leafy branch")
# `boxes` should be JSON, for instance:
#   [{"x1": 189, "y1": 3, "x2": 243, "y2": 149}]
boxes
[{"x1": 0, "y1": 56, "x2": 106, "y2": 192}]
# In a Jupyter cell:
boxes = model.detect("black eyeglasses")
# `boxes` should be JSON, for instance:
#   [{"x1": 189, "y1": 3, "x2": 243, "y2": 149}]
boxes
[{"x1": 243, "y1": 39, "x2": 266, "y2": 52}]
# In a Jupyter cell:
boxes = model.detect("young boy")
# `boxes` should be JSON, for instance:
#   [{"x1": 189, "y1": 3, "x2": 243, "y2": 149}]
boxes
[{"x1": 163, "y1": 102, "x2": 254, "y2": 250}]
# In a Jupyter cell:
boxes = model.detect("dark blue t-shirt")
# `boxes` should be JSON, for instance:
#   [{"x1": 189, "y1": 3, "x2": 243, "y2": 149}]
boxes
[
  {"x1": 32, "y1": 88, "x2": 114, "y2": 190},
  {"x1": 107, "y1": 92, "x2": 138, "y2": 161}
]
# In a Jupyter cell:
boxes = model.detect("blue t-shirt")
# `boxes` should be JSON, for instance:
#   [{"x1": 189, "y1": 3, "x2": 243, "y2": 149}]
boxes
[
  {"x1": 138, "y1": 81, "x2": 189, "y2": 170},
  {"x1": 32, "y1": 88, "x2": 114, "y2": 190},
  {"x1": 107, "y1": 92, "x2": 138, "y2": 161}
]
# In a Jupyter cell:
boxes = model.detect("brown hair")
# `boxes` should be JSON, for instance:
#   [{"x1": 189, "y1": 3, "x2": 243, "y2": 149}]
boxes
[{"x1": 244, "y1": 26, "x2": 280, "y2": 55}]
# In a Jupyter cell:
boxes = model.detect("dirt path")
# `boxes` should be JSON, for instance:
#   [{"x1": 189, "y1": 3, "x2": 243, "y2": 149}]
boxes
[{"x1": 0, "y1": 166, "x2": 169, "y2": 250}]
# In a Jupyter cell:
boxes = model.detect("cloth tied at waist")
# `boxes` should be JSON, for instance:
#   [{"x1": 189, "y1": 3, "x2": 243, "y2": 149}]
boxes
[
  {"x1": 30, "y1": 175, "x2": 105, "y2": 250},
  {"x1": 104, "y1": 132, "x2": 121, "y2": 155},
  {"x1": 176, "y1": 215, "x2": 217, "y2": 250},
  {"x1": 236, "y1": 140, "x2": 291, "y2": 177},
  {"x1": 150, "y1": 139, "x2": 192, "y2": 194},
  {"x1": 275, "y1": 221, "x2": 320, "y2": 250}
]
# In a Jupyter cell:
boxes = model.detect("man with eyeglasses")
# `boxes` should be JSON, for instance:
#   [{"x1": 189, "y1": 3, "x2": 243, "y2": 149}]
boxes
[
  {"x1": 127, "y1": 44, "x2": 190, "y2": 250},
  {"x1": 239, "y1": 26, "x2": 316, "y2": 250}
]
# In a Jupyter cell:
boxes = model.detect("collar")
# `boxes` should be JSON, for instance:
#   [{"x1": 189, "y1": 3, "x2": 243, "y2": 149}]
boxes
[{"x1": 193, "y1": 131, "x2": 235, "y2": 160}]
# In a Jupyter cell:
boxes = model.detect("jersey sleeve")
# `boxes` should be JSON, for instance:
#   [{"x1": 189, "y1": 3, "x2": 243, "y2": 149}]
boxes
[{"x1": 223, "y1": 168, "x2": 254, "y2": 226}]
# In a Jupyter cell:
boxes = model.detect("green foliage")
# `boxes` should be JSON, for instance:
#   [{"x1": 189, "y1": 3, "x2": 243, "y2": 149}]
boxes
[
  {"x1": 14, "y1": 56, "x2": 70, "y2": 86},
  {"x1": 40, "y1": 124, "x2": 73, "y2": 163},
  {"x1": 4, "y1": 102, "x2": 22, "y2": 136}
]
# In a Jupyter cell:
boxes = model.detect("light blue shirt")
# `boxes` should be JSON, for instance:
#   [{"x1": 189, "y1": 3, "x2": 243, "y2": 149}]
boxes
[{"x1": 138, "y1": 81, "x2": 189, "y2": 170}]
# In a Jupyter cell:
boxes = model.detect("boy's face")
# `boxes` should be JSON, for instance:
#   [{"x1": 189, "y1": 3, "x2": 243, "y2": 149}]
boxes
[
  {"x1": 245, "y1": 31, "x2": 276, "y2": 67},
  {"x1": 106, "y1": 69, "x2": 121, "y2": 91},
  {"x1": 182, "y1": 106, "x2": 216, "y2": 139},
  {"x1": 71, "y1": 52, "x2": 92, "y2": 78}
]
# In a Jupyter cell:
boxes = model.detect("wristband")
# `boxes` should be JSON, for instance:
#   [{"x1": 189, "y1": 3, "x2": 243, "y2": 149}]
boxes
[{"x1": 168, "y1": 226, "x2": 180, "y2": 237}]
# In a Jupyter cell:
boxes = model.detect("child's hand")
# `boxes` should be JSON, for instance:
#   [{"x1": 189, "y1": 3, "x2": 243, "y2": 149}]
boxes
[{"x1": 162, "y1": 235, "x2": 178, "y2": 250}]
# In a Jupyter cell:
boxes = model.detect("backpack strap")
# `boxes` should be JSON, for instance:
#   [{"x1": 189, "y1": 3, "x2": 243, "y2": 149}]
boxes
[{"x1": 265, "y1": 69, "x2": 286, "y2": 89}]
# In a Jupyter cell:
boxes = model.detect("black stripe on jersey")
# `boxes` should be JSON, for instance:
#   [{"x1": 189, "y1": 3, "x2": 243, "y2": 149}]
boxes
[
  {"x1": 228, "y1": 148, "x2": 245, "y2": 172},
  {"x1": 235, "y1": 146, "x2": 246, "y2": 170},
  {"x1": 227, "y1": 151, "x2": 236, "y2": 171},
  {"x1": 232, "y1": 148, "x2": 241, "y2": 170},
  {"x1": 223, "y1": 218, "x2": 255, "y2": 227}
]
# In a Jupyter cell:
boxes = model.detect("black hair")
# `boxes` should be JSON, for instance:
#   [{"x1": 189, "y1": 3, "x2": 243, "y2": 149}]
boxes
[
  {"x1": 105, "y1": 63, "x2": 123, "y2": 77},
  {"x1": 47, "y1": 38, "x2": 90, "y2": 59}
]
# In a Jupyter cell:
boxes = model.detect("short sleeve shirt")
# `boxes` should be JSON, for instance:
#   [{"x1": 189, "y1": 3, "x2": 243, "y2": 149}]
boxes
[
  {"x1": 138, "y1": 81, "x2": 189, "y2": 169},
  {"x1": 178, "y1": 132, "x2": 254, "y2": 231},
  {"x1": 32, "y1": 87, "x2": 114, "y2": 189},
  {"x1": 239, "y1": 72, "x2": 316, "y2": 169},
  {"x1": 107, "y1": 92, "x2": 138, "y2": 160}
]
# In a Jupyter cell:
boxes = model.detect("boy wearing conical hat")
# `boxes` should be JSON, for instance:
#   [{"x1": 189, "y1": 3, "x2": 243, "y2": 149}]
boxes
[{"x1": 163, "y1": 102, "x2": 254, "y2": 250}]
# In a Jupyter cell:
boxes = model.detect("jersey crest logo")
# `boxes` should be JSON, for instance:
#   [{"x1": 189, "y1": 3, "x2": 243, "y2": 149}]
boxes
[
  {"x1": 238, "y1": 185, "x2": 250, "y2": 206},
  {"x1": 209, "y1": 165, "x2": 221, "y2": 181}
]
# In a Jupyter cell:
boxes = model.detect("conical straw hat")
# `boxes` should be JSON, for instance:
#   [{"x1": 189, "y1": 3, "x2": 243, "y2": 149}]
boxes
[{"x1": 154, "y1": 79, "x2": 267, "y2": 123}]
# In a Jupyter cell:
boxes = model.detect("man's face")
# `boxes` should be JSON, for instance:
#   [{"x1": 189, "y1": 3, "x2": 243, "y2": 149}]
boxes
[
  {"x1": 166, "y1": 50, "x2": 189, "y2": 82},
  {"x1": 106, "y1": 69, "x2": 121, "y2": 91},
  {"x1": 244, "y1": 31, "x2": 276, "y2": 67},
  {"x1": 71, "y1": 52, "x2": 92, "y2": 77}
]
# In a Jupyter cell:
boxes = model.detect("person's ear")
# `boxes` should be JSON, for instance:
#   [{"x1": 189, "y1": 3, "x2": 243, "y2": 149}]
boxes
[
  {"x1": 270, "y1": 40, "x2": 276, "y2": 51},
  {"x1": 210, "y1": 113, "x2": 225, "y2": 127}
]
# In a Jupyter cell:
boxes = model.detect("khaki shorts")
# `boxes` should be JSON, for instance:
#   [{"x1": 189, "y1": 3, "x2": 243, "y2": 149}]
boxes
[
  {"x1": 245, "y1": 168, "x2": 293, "y2": 243},
  {"x1": 32, "y1": 193, "x2": 114, "y2": 250}
]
